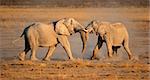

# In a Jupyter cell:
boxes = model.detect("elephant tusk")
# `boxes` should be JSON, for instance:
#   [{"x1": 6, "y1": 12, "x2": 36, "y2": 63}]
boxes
[
  {"x1": 82, "y1": 29, "x2": 88, "y2": 33},
  {"x1": 96, "y1": 32, "x2": 99, "y2": 35}
]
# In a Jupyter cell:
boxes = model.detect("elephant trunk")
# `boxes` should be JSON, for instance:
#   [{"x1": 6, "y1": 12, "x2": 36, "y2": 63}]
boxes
[
  {"x1": 78, "y1": 23, "x2": 85, "y2": 29},
  {"x1": 76, "y1": 21, "x2": 88, "y2": 54},
  {"x1": 75, "y1": 21, "x2": 85, "y2": 31},
  {"x1": 80, "y1": 31, "x2": 88, "y2": 54}
]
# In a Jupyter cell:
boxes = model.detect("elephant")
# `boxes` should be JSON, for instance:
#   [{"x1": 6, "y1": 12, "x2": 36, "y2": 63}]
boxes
[
  {"x1": 85, "y1": 20, "x2": 133, "y2": 60},
  {"x1": 18, "y1": 18, "x2": 88, "y2": 61}
]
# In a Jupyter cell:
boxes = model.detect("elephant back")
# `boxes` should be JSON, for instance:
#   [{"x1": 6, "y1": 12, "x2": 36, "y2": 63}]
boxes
[
  {"x1": 110, "y1": 23, "x2": 128, "y2": 46},
  {"x1": 55, "y1": 19, "x2": 70, "y2": 36},
  {"x1": 30, "y1": 22, "x2": 58, "y2": 47}
]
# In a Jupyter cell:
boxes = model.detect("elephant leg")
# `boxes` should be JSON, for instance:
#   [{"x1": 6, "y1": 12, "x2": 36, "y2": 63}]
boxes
[
  {"x1": 43, "y1": 45, "x2": 56, "y2": 61},
  {"x1": 30, "y1": 46, "x2": 38, "y2": 61},
  {"x1": 123, "y1": 40, "x2": 132, "y2": 60},
  {"x1": 106, "y1": 41, "x2": 113, "y2": 58},
  {"x1": 28, "y1": 36, "x2": 38, "y2": 61},
  {"x1": 18, "y1": 38, "x2": 30, "y2": 61},
  {"x1": 104, "y1": 34, "x2": 113, "y2": 58},
  {"x1": 91, "y1": 36, "x2": 103, "y2": 60},
  {"x1": 58, "y1": 35, "x2": 74, "y2": 60},
  {"x1": 91, "y1": 43, "x2": 102, "y2": 60},
  {"x1": 107, "y1": 44, "x2": 113, "y2": 58},
  {"x1": 18, "y1": 48, "x2": 30, "y2": 61}
]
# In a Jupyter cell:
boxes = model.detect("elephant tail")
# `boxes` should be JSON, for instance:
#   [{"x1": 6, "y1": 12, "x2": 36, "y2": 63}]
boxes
[
  {"x1": 12, "y1": 32, "x2": 25, "y2": 44},
  {"x1": 20, "y1": 31, "x2": 24, "y2": 37},
  {"x1": 12, "y1": 37, "x2": 23, "y2": 44},
  {"x1": 20, "y1": 23, "x2": 36, "y2": 37}
]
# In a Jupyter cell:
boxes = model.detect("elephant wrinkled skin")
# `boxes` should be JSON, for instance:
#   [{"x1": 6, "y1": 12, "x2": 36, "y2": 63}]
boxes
[
  {"x1": 18, "y1": 18, "x2": 88, "y2": 61},
  {"x1": 86, "y1": 20, "x2": 133, "y2": 60}
]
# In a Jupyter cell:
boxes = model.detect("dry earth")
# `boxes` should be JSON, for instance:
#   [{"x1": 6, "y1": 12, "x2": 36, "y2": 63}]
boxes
[{"x1": 0, "y1": 7, "x2": 149, "y2": 80}]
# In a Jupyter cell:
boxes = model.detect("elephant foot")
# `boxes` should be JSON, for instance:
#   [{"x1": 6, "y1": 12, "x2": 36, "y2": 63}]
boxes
[
  {"x1": 108, "y1": 54, "x2": 113, "y2": 58},
  {"x1": 31, "y1": 57, "x2": 39, "y2": 61},
  {"x1": 69, "y1": 58, "x2": 75, "y2": 61},
  {"x1": 129, "y1": 56, "x2": 139, "y2": 62},
  {"x1": 91, "y1": 57, "x2": 99, "y2": 60},
  {"x1": 18, "y1": 52, "x2": 25, "y2": 61},
  {"x1": 68, "y1": 56, "x2": 75, "y2": 61},
  {"x1": 129, "y1": 55, "x2": 134, "y2": 60},
  {"x1": 43, "y1": 58, "x2": 50, "y2": 61}
]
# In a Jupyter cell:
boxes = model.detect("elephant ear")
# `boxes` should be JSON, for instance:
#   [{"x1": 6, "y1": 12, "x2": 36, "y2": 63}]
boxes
[
  {"x1": 55, "y1": 19, "x2": 70, "y2": 36},
  {"x1": 63, "y1": 18, "x2": 75, "y2": 33},
  {"x1": 63, "y1": 18, "x2": 73, "y2": 27},
  {"x1": 92, "y1": 21, "x2": 99, "y2": 32},
  {"x1": 104, "y1": 23, "x2": 112, "y2": 33},
  {"x1": 97, "y1": 22, "x2": 110, "y2": 34}
]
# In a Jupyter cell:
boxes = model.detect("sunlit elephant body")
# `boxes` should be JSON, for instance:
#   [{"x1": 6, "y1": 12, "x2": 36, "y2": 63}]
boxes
[
  {"x1": 86, "y1": 20, "x2": 132, "y2": 60},
  {"x1": 18, "y1": 18, "x2": 88, "y2": 61}
]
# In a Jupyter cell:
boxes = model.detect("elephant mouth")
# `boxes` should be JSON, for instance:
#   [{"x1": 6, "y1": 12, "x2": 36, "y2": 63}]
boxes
[
  {"x1": 96, "y1": 32, "x2": 99, "y2": 35},
  {"x1": 102, "y1": 37, "x2": 105, "y2": 40},
  {"x1": 89, "y1": 30, "x2": 94, "y2": 34},
  {"x1": 69, "y1": 31, "x2": 75, "y2": 35},
  {"x1": 100, "y1": 32, "x2": 107, "y2": 40},
  {"x1": 100, "y1": 35, "x2": 105, "y2": 40}
]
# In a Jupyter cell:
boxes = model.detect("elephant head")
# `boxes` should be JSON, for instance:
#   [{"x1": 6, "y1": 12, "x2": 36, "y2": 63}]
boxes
[
  {"x1": 55, "y1": 18, "x2": 88, "y2": 54},
  {"x1": 86, "y1": 20, "x2": 99, "y2": 34},
  {"x1": 86, "y1": 20, "x2": 111, "y2": 40}
]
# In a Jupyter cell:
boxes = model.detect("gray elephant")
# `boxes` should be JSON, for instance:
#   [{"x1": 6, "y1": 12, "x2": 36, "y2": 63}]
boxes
[
  {"x1": 18, "y1": 18, "x2": 88, "y2": 61},
  {"x1": 85, "y1": 20, "x2": 133, "y2": 60}
]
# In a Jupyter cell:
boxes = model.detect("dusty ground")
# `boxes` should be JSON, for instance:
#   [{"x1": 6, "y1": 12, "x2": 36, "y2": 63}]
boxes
[
  {"x1": 0, "y1": 59, "x2": 149, "y2": 80},
  {"x1": 0, "y1": 7, "x2": 149, "y2": 80}
]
